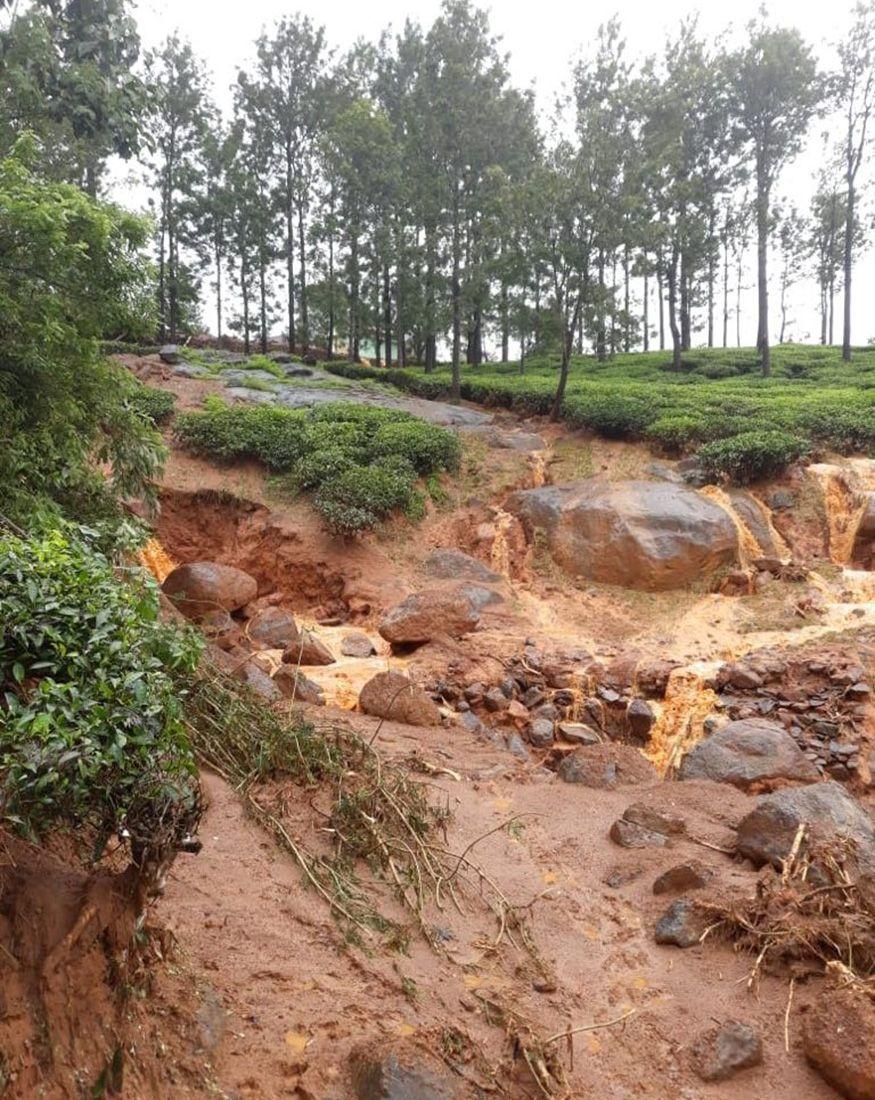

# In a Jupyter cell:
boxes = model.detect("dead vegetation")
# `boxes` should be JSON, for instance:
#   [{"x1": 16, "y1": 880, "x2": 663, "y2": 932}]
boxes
[{"x1": 698, "y1": 827, "x2": 875, "y2": 986}]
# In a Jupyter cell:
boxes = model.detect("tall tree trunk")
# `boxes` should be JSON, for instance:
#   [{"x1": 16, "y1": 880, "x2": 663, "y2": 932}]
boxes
[
  {"x1": 656, "y1": 256, "x2": 665, "y2": 351},
  {"x1": 383, "y1": 264, "x2": 392, "y2": 368},
  {"x1": 707, "y1": 208, "x2": 716, "y2": 347},
  {"x1": 424, "y1": 225, "x2": 437, "y2": 373},
  {"x1": 667, "y1": 247, "x2": 682, "y2": 372},
  {"x1": 829, "y1": 270, "x2": 835, "y2": 345},
  {"x1": 500, "y1": 278, "x2": 509, "y2": 363},
  {"x1": 755, "y1": 158, "x2": 771, "y2": 376},
  {"x1": 297, "y1": 197, "x2": 309, "y2": 351},
  {"x1": 349, "y1": 231, "x2": 360, "y2": 362},
  {"x1": 736, "y1": 250, "x2": 743, "y2": 349},
  {"x1": 327, "y1": 208, "x2": 335, "y2": 358},
  {"x1": 285, "y1": 150, "x2": 296, "y2": 352},
  {"x1": 623, "y1": 245, "x2": 630, "y2": 353},
  {"x1": 842, "y1": 171, "x2": 855, "y2": 362},
  {"x1": 722, "y1": 237, "x2": 729, "y2": 348},
  {"x1": 241, "y1": 255, "x2": 251, "y2": 356},
  {"x1": 258, "y1": 246, "x2": 268, "y2": 354},
  {"x1": 596, "y1": 249, "x2": 607, "y2": 361},
  {"x1": 679, "y1": 247, "x2": 691, "y2": 351},
  {"x1": 450, "y1": 185, "x2": 462, "y2": 402},
  {"x1": 643, "y1": 267, "x2": 649, "y2": 353},
  {"x1": 551, "y1": 296, "x2": 580, "y2": 420},
  {"x1": 215, "y1": 244, "x2": 223, "y2": 339}
]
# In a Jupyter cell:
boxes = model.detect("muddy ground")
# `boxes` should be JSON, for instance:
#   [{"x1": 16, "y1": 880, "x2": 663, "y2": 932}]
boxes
[{"x1": 7, "y1": 357, "x2": 875, "y2": 1099}]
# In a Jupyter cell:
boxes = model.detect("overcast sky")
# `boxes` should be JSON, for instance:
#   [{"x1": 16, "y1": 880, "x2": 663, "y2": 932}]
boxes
[{"x1": 126, "y1": 0, "x2": 875, "y2": 347}]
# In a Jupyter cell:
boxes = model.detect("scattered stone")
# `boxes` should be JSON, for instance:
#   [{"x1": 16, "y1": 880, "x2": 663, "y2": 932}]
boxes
[
  {"x1": 626, "y1": 698, "x2": 655, "y2": 740},
  {"x1": 556, "y1": 743, "x2": 657, "y2": 789},
  {"x1": 803, "y1": 983, "x2": 875, "y2": 1100},
  {"x1": 163, "y1": 561, "x2": 258, "y2": 618},
  {"x1": 528, "y1": 718, "x2": 555, "y2": 747},
  {"x1": 603, "y1": 865, "x2": 644, "y2": 889},
  {"x1": 378, "y1": 586, "x2": 480, "y2": 645},
  {"x1": 272, "y1": 665, "x2": 324, "y2": 705},
  {"x1": 484, "y1": 687, "x2": 509, "y2": 713},
  {"x1": 678, "y1": 718, "x2": 819, "y2": 790},
  {"x1": 557, "y1": 722, "x2": 601, "y2": 745},
  {"x1": 234, "y1": 660, "x2": 282, "y2": 702},
  {"x1": 653, "y1": 860, "x2": 715, "y2": 895},
  {"x1": 654, "y1": 898, "x2": 706, "y2": 948},
  {"x1": 690, "y1": 1021, "x2": 763, "y2": 1082},
  {"x1": 359, "y1": 671, "x2": 440, "y2": 727},
  {"x1": 457, "y1": 710, "x2": 485, "y2": 736},
  {"x1": 609, "y1": 818, "x2": 672, "y2": 848},
  {"x1": 159, "y1": 343, "x2": 181, "y2": 364},
  {"x1": 506, "y1": 479, "x2": 738, "y2": 591},
  {"x1": 736, "y1": 781, "x2": 875, "y2": 870},
  {"x1": 341, "y1": 632, "x2": 377, "y2": 658},
  {"x1": 622, "y1": 802, "x2": 685, "y2": 836},
  {"x1": 422, "y1": 549, "x2": 500, "y2": 583},
  {"x1": 725, "y1": 663, "x2": 764, "y2": 690},
  {"x1": 505, "y1": 732, "x2": 530, "y2": 761},
  {"x1": 282, "y1": 631, "x2": 335, "y2": 666},
  {"x1": 248, "y1": 606, "x2": 299, "y2": 649},
  {"x1": 507, "y1": 699, "x2": 530, "y2": 722},
  {"x1": 350, "y1": 1046, "x2": 457, "y2": 1099}
]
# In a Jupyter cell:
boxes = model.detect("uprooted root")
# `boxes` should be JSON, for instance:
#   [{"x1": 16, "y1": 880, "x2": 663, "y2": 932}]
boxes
[{"x1": 697, "y1": 829, "x2": 875, "y2": 986}]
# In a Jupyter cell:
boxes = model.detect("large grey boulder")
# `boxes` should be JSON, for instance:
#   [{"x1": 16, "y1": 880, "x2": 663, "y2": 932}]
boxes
[
  {"x1": 679, "y1": 718, "x2": 819, "y2": 790},
  {"x1": 736, "y1": 781, "x2": 875, "y2": 869},
  {"x1": 507, "y1": 479, "x2": 738, "y2": 590},
  {"x1": 378, "y1": 585, "x2": 480, "y2": 645}
]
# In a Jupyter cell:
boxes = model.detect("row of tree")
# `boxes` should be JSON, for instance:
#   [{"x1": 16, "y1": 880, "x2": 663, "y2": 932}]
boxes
[{"x1": 3, "y1": 0, "x2": 875, "y2": 393}]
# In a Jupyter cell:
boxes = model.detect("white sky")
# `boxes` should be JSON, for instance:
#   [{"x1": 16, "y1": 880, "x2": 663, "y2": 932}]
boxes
[{"x1": 126, "y1": 0, "x2": 875, "y2": 347}]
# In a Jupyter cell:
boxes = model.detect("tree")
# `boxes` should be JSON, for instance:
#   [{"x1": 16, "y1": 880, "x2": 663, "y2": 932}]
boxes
[
  {"x1": 810, "y1": 175, "x2": 848, "y2": 344},
  {"x1": 144, "y1": 36, "x2": 211, "y2": 340},
  {"x1": 836, "y1": 1, "x2": 875, "y2": 360},
  {"x1": 0, "y1": 0, "x2": 147, "y2": 193},
  {"x1": 242, "y1": 16, "x2": 331, "y2": 352},
  {"x1": 727, "y1": 19, "x2": 821, "y2": 375},
  {"x1": 0, "y1": 136, "x2": 161, "y2": 526},
  {"x1": 774, "y1": 204, "x2": 807, "y2": 342}
]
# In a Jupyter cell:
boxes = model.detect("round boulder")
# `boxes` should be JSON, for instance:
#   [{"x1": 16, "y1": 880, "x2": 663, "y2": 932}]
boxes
[
  {"x1": 507, "y1": 479, "x2": 738, "y2": 591},
  {"x1": 378, "y1": 585, "x2": 480, "y2": 646},
  {"x1": 678, "y1": 718, "x2": 819, "y2": 790},
  {"x1": 359, "y1": 671, "x2": 440, "y2": 727},
  {"x1": 163, "y1": 561, "x2": 258, "y2": 619}
]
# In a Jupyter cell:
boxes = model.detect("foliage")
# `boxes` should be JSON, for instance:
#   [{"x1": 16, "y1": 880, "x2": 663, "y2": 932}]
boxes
[
  {"x1": 0, "y1": 525, "x2": 201, "y2": 847},
  {"x1": 697, "y1": 430, "x2": 810, "y2": 484},
  {"x1": 0, "y1": 140, "x2": 164, "y2": 529},
  {"x1": 128, "y1": 385, "x2": 176, "y2": 425},
  {"x1": 174, "y1": 400, "x2": 458, "y2": 533}
]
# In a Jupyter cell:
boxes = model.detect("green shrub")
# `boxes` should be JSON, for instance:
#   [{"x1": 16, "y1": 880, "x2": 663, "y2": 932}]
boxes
[
  {"x1": 698, "y1": 430, "x2": 810, "y2": 484},
  {"x1": 646, "y1": 414, "x2": 707, "y2": 454},
  {"x1": 563, "y1": 392, "x2": 656, "y2": 438},
  {"x1": 175, "y1": 400, "x2": 459, "y2": 535},
  {"x1": 128, "y1": 385, "x2": 176, "y2": 425},
  {"x1": 0, "y1": 526, "x2": 201, "y2": 846},
  {"x1": 370, "y1": 420, "x2": 461, "y2": 472}
]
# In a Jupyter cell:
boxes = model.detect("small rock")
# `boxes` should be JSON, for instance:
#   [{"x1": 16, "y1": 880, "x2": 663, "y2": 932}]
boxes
[
  {"x1": 422, "y1": 548, "x2": 500, "y2": 583},
  {"x1": 234, "y1": 660, "x2": 282, "y2": 702},
  {"x1": 249, "y1": 606, "x2": 299, "y2": 649},
  {"x1": 679, "y1": 718, "x2": 818, "y2": 790},
  {"x1": 725, "y1": 664, "x2": 763, "y2": 690},
  {"x1": 654, "y1": 898, "x2": 705, "y2": 947},
  {"x1": 272, "y1": 666, "x2": 324, "y2": 705},
  {"x1": 690, "y1": 1020, "x2": 763, "y2": 1082},
  {"x1": 609, "y1": 818, "x2": 671, "y2": 849},
  {"x1": 653, "y1": 861, "x2": 714, "y2": 895},
  {"x1": 350, "y1": 1046, "x2": 456, "y2": 1099},
  {"x1": 159, "y1": 343, "x2": 181, "y2": 364},
  {"x1": 556, "y1": 744, "x2": 657, "y2": 789},
  {"x1": 283, "y1": 631, "x2": 335, "y2": 667},
  {"x1": 484, "y1": 687, "x2": 508, "y2": 713},
  {"x1": 622, "y1": 803, "x2": 685, "y2": 836},
  {"x1": 457, "y1": 710, "x2": 485, "y2": 735},
  {"x1": 341, "y1": 632, "x2": 377, "y2": 658},
  {"x1": 528, "y1": 718, "x2": 555, "y2": 747},
  {"x1": 803, "y1": 983, "x2": 875, "y2": 1100},
  {"x1": 626, "y1": 697, "x2": 655, "y2": 741},
  {"x1": 507, "y1": 699, "x2": 530, "y2": 722},
  {"x1": 557, "y1": 722, "x2": 601, "y2": 745},
  {"x1": 506, "y1": 732, "x2": 530, "y2": 761}
]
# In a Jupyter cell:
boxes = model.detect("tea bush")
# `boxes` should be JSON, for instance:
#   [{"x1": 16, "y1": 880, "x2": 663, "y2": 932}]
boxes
[
  {"x1": 697, "y1": 431, "x2": 810, "y2": 484},
  {"x1": 175, "y1": 401, "x2": 458, "y2": 534},
  {"x1": 0, "y1": 525, "x2": 201, "y2": 846}
]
